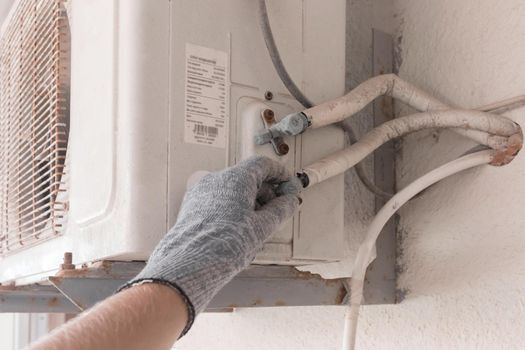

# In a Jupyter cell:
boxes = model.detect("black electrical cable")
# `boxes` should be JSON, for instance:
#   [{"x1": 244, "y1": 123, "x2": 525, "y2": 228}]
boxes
[{"x1": 257, "y1": 0, "x2": 314, "y2": 108}]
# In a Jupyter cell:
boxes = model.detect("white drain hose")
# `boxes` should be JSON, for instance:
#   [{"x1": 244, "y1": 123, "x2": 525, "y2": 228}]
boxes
[{"x1": 342, "y1": 150, "x2": 495, "y2": 350}]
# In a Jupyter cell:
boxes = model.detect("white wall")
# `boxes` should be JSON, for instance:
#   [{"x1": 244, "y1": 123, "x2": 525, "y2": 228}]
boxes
[
  {"x1": 0, "y1": 314, "x2": 15, "y2": 350},
  {"x1": 360, "y1": 0, "x2": 525, "y2": 348},
  {"x1": 178, "y1": 0, "x2": 525, "y2": 349}
]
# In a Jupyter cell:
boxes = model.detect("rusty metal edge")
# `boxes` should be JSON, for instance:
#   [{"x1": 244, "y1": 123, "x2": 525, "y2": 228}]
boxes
[
  {"x1": 0, "y1": 284, "x2": 78, "y2": 313},
  {"x1": 2, "y1": 262, "x2": 348, "y2": 313}
]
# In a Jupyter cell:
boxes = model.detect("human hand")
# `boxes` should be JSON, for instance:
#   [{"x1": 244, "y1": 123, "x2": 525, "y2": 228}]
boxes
[{"x1": 119, "y1": 156, "x2": 301, "y2": 336}]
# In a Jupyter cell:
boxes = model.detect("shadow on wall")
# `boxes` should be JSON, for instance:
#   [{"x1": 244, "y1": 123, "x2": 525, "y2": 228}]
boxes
[{"x1": 397, "y1": 144, "x2": 525, "y2": 297}]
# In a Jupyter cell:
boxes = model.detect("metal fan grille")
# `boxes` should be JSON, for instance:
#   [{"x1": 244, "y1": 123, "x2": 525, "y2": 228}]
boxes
[{"x1": 0, "y1": 0, "x2": 69, "y2": 256}]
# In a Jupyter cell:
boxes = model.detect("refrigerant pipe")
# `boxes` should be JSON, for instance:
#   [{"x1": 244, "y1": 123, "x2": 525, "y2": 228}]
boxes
[
  {"x1": 294, "y1": 109, "x2": 520, "y2": 187},
  {"x1": 255, "y1": 74, "x2": 511, "y2": 149}
]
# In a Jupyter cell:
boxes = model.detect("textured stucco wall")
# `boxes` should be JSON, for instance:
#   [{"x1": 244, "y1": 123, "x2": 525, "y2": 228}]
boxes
[
  {"x1": 178, "y1": 0, "x2": 525, "y2": 349},
  {"x1": 359, "y1": 0, "x2": 525, "y2": 348}
]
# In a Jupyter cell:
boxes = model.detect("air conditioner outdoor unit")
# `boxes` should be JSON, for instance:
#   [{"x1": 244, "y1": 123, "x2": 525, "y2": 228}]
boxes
[{"x1": 0, "y1": 0, "x2": 347, "y2": 297}]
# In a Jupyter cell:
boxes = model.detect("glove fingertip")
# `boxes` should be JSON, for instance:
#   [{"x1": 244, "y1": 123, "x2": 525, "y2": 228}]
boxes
[
  {"x1": 276, "y1": 177, "x2": 303, "y2": 196},
  {"x1": 255, "y1": 194, "x2": 300, "y2": 227}
]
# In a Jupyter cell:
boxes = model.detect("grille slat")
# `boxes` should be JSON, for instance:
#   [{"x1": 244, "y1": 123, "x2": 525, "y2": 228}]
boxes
[{"x1": 0, "y1": 0, "x2": 69, "y2": 255}]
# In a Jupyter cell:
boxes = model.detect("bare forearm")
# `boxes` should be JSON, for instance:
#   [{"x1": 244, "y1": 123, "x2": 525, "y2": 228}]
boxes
[{"x1": 31, "y1": 284, "x2": 188, "y2": 350}]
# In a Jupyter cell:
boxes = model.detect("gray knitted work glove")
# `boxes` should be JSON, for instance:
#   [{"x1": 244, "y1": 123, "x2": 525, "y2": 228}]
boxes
[{"x1": 118, "y1": 156, "x2": 301, "y2": 336}]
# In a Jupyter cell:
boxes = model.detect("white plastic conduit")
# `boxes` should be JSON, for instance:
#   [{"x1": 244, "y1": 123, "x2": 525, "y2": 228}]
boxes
[
  {"x1": 302, "y1": 110, "x2": 518, "y2": 186},
  {"x1": 342, "y1": 150, "x2": 495, "y2": 350},
  {"x1": 476, "y1": 94, "x2": 525, "y2": 113}
]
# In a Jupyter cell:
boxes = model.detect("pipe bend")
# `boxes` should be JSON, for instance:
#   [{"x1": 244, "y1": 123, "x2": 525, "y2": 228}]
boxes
[{"x1": 302, "y1": 109, "x2": 521, "y2": 186}]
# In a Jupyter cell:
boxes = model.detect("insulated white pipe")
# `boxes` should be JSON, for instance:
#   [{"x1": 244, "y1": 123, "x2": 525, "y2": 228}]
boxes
[
  {"x1": 341, "y1": 150, "x2": 495, "y2": 350},
  {"x1": 303, "y1": 110, "x2": 518, "y2": 186},
  {"x1": 302, "y1": 74, "x2": 504, "y2": 147},
  {"x1": 305, "y1": 74, "x2": 446, "y2": 128},
  {"x1": 255, "y1": 74, "x2": 517, "y2": 148}
]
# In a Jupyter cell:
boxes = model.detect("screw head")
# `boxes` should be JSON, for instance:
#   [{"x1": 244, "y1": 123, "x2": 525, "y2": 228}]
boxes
[
  {"x1": 264, "y1": 91, "x2": 273, "y2": 100},
  {"x1": 263, "y1": 109, "x2": 275, "y2": 123},
  {"x1": 278, "y1": 143, "x2": 289, "y2": 155}
]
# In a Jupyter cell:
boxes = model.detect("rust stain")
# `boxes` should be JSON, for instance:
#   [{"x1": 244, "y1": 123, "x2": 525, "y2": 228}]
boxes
[
  {"x1": 99, "y1": 260, "x2": 113, "y2": 273},
  {"x1": 335, "y1": 286, "x2": 347, "y2": 305},
  {"x1": 54, "y1": 264, "x2": 90, "y2": 278},
  {"x1": 47, "y1": 297, "x2": 60, "y2": 307},
  {"x1": 227, "y1": 304, "x2": 239, "y2": 308},
  {"x1": 274, "y1": 300, "x2": 286, "y2": 306},
  {"x1": 295, "y1": 270, "x2": 320, "y2": 280},
  {"x1": 54, "y1": 260, "x2": 135, "y2": 279},
  {"x1": 252, "y1": 299, "x2": 262, "y2": 306},
  {"x1": 60, "y1": 252, "x2": 75, "y2": 271},
  {"x1": 0, "y1": 283, "x2": 16, "y2": 291},
  {"x1": 294, "y1": 269, "x2": 345, "y2": 288},
  {"x1": 49, "y1": 276, "x2": 63, "y2": 284},
  {"x1": 490, "y1": 133, "x2": 522, "y2": 166}
]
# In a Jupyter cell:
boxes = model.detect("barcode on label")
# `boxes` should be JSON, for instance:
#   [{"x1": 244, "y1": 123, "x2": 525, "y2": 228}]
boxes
[{"x1": 193, "y1": 124, "x2": 218, "y2": 137}]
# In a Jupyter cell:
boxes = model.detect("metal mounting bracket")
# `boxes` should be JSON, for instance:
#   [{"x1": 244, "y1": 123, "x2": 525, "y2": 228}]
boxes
[{"x1": 1, "y1": 261, "x2": 347, "y2": 313}]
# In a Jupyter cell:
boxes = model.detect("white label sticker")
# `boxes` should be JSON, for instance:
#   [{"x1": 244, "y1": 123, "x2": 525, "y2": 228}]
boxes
[{"x1": 184, "y1": 44, "x2": 229, "y2": 148}]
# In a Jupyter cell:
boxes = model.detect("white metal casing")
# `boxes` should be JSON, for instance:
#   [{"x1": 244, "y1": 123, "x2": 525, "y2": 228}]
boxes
[{"x1": 0, "y1": 0, "x2": 347, "y2": 284}]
